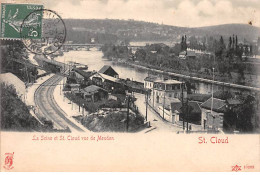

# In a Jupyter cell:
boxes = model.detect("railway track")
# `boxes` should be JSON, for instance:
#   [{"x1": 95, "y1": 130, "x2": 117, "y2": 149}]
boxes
[{"x1": 34, "y1": 74, "x2": 84, "y2": 132}]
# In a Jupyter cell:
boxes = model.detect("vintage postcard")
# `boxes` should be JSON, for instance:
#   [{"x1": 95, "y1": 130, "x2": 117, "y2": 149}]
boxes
[{"x1": 0, "y1": 0, "x2": 259, "y2": 172}]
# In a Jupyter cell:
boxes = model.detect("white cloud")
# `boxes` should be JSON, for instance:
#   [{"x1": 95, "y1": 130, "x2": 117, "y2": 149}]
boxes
[
  {"x1": 197, "y1": 0, "x2": 215, "y2": 16},
  {"x1": 44, "y1": 0, "x2": 260, "y2": 27}
]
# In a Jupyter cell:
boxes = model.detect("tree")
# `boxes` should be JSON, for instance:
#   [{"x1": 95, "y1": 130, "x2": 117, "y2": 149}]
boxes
[
  {"x1": 1, "y1": 83, "x2": 48, "y2": 131},
  {"x1": 181, "y1": 35, "x2": 187, "y2": 51},
  {"x1": 0, "y1": 40, "x2": 39, "y2": 83},
  {"x1": 224, "y1": 95, "x2": 257, "y2": 133},
  {"x1": 236, "y1": 98, "x2": 255, "y2": 132},
  {"x1": 235, "y1": 35, "x2": 238, "y2": 49},
  {"x1": 135, "y1": 48, "x2": 146, "y2": 60},
  {"x1": 171, "y1": 43, "x2": 182, "y2": 55},
  {"x1": 244, "y1": 45, "x2": 249, "y2": 56},
  {"x1": 220, "y1": 36, "x2": 226, "y2": 51},
  {"x1": 228, "y1": 36, "x2": 232, "y2": 50},
  {"x1": 232, "y1": 35, "x2": 235, "y2": 49},
  {"x1": 215, "y1": 36, "x2": 226, "y2": 59},
  {"x1": 223, "y1": 108, "x2": 237, "y2": 132}
]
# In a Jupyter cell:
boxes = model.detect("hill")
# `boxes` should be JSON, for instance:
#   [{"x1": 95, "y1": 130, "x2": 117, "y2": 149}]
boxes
[
  {"x1": 197, "y1": 24, "x2": 260, "y2": 41},
  {"x1": 63, "y1": 19, "x2": 260, "y2": 43}
]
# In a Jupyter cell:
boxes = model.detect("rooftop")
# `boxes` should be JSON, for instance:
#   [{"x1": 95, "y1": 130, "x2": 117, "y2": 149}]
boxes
[
  {"x1": 98, "y1": 65, "x2": 118, "y2": 76},
  {"x1": 201, "y1": 97, "x2": 227, "y2": 113},
  {"x1": 82, "y1": 85, "x2": 107, "y2": 95},
  {"x1": 73, "y1": 68, "x2": 93, "y2": 78},
  {"x1": 154, "y1": 79, "x2": 182, "y2": 84},
  {"x1": 91, "y1": 72, "x2": 120, "y2": 83},
  {"x1": 171, "y1": 101, "x2": 201, "y2": 114},
  {"x1": 98, "y1": 65, "x2": 111, "y2": 73},
  {"x1": 70, "y1": 84, "x2": 80, "y2": 87},
  {"x1": 179, "y1": 51, "x2": 186, "y2": 56},
  {"x1": 144, "y1": 76, "x2": 159, "y2": 82}
]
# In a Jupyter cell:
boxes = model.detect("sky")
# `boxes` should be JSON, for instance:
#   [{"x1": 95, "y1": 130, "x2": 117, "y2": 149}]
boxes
[{"x1": 43, "y1": 0, "x2": 260, "y2": 27}]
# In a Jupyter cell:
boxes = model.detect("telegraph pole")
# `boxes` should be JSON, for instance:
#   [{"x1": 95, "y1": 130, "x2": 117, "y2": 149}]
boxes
[
  {"x1": 152, "y1": 86, "x2": 155, "y2": 107},
  {"x1": 211, "y1": 67, "x2": 215, "y2": 113},
  {"x1": 70, "y1": 92, "x2": 73, "y2": 110},
  {"x1": 211, "y1": 54, "x2": 215, "y2": 130},
  {"x1": 126, "y1": 95, "x2": 130, "y2": 132},
  {"x1": 163, "y1": 92, "x2": 165, "y2": 119},
  {"x1": 145, "y1": 90, "x2": 148, "y2": 121},
  {"x1": 181, "y1": 82, "x2": 185, "y2": 130},
  {"x1": 186, "y1": 98, "x2": 189, "y2": 132},
  {"x1": 82, "y1": 104, "x2": 84, "y2": 116},
  {"x1": 63, "y1": 57, "x2": 65, "y2": 88},
  {"x1": 25, "y1": 65, "x2": 29, "y2": 83},
  {"x1": 132, "y1": 78, "x2": 134, "y2": 97}
]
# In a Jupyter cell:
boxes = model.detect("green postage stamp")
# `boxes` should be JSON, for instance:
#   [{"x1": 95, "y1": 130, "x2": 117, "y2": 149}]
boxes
[{"x1": 1, "y1": 3, "x2": 43, "y2": 39}]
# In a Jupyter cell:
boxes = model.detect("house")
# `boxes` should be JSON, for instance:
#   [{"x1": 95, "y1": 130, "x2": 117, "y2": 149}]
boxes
[
  {"x1": 69, "y1": 68, "x2": 93, "y2": 85},
  {"x1": 91, "y1": 38, "x2": 95, "y2": 43},
  {"x1": 81, "y1": 85, "x2": 108, "y2": 102},
  {"x1": 98, "y1": 65, "x2": 119, "y2": 78},
  {"x1": 178, "y1": 50, "x2": 196, "y2": 59},
  {"x1": 157, "y1": 98, "x2": 180, "y2": 123},
  {"x1": 170, "y1": 101, "x2": 202, "y2": 124},
  {"x1": 200, "y1": 97, "x2": 227, "y2": 130},
  {"x1": 158, "y1": 106, "x2": 172, "y2": 122},
  {"x1": 152, "y1": 79, "x2": 187, "y2": 107},
  {"x1": 179, "y1": 51, "x2": 186, "y2": 59},
  {"x1": 144, "y1": 76, "x2": 158, "y2": 90},
  {"x1": 69, "y1": 84, "x2": 80, "y2": 93},
  {"x1": 90, "y1": 72, "x2": 124, "y2": 93},
  {"x1": 186, "y1": 50, "x2": 196, "y2": 59}
]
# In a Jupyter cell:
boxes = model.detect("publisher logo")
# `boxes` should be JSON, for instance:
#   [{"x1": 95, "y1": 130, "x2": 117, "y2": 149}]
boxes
[
  {"x1": 3, "y1": 152, "x2": 14, "y2": 170},
  {"x1": 232, "y1": 165, "x2": 242, "y2": 172}
]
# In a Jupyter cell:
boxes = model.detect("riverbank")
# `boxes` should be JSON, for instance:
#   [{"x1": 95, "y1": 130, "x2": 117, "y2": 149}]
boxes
[{"x1": 111, "y1": 58, "x2": 260, "y2": 92}]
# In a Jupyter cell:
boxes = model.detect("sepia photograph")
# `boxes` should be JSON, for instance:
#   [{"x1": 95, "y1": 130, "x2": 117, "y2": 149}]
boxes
[{"x1": 0, "y1": 0, "x2": 259, "y2": 172}]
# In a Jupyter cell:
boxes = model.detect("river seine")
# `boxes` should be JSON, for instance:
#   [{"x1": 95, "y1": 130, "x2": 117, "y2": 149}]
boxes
[{"x1": 55, "y1": 48, "x2": 242, "y2": 94}]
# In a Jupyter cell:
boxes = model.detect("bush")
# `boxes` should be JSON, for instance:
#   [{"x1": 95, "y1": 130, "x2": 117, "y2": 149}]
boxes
[
  {"x1": 82, "y1": 111, "x2": 144, "y2": 132},
  {"x1": 64, "y1": 92, "x2": 123, "y2": 113}
]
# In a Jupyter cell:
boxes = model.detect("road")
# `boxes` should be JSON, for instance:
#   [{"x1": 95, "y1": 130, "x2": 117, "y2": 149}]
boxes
[
  {"x1": 134, "y1": 93, "x2": 183, "y2": 133},
  {"x1": 34, "y1": 74, "x2": 84, "y2": 132}
]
